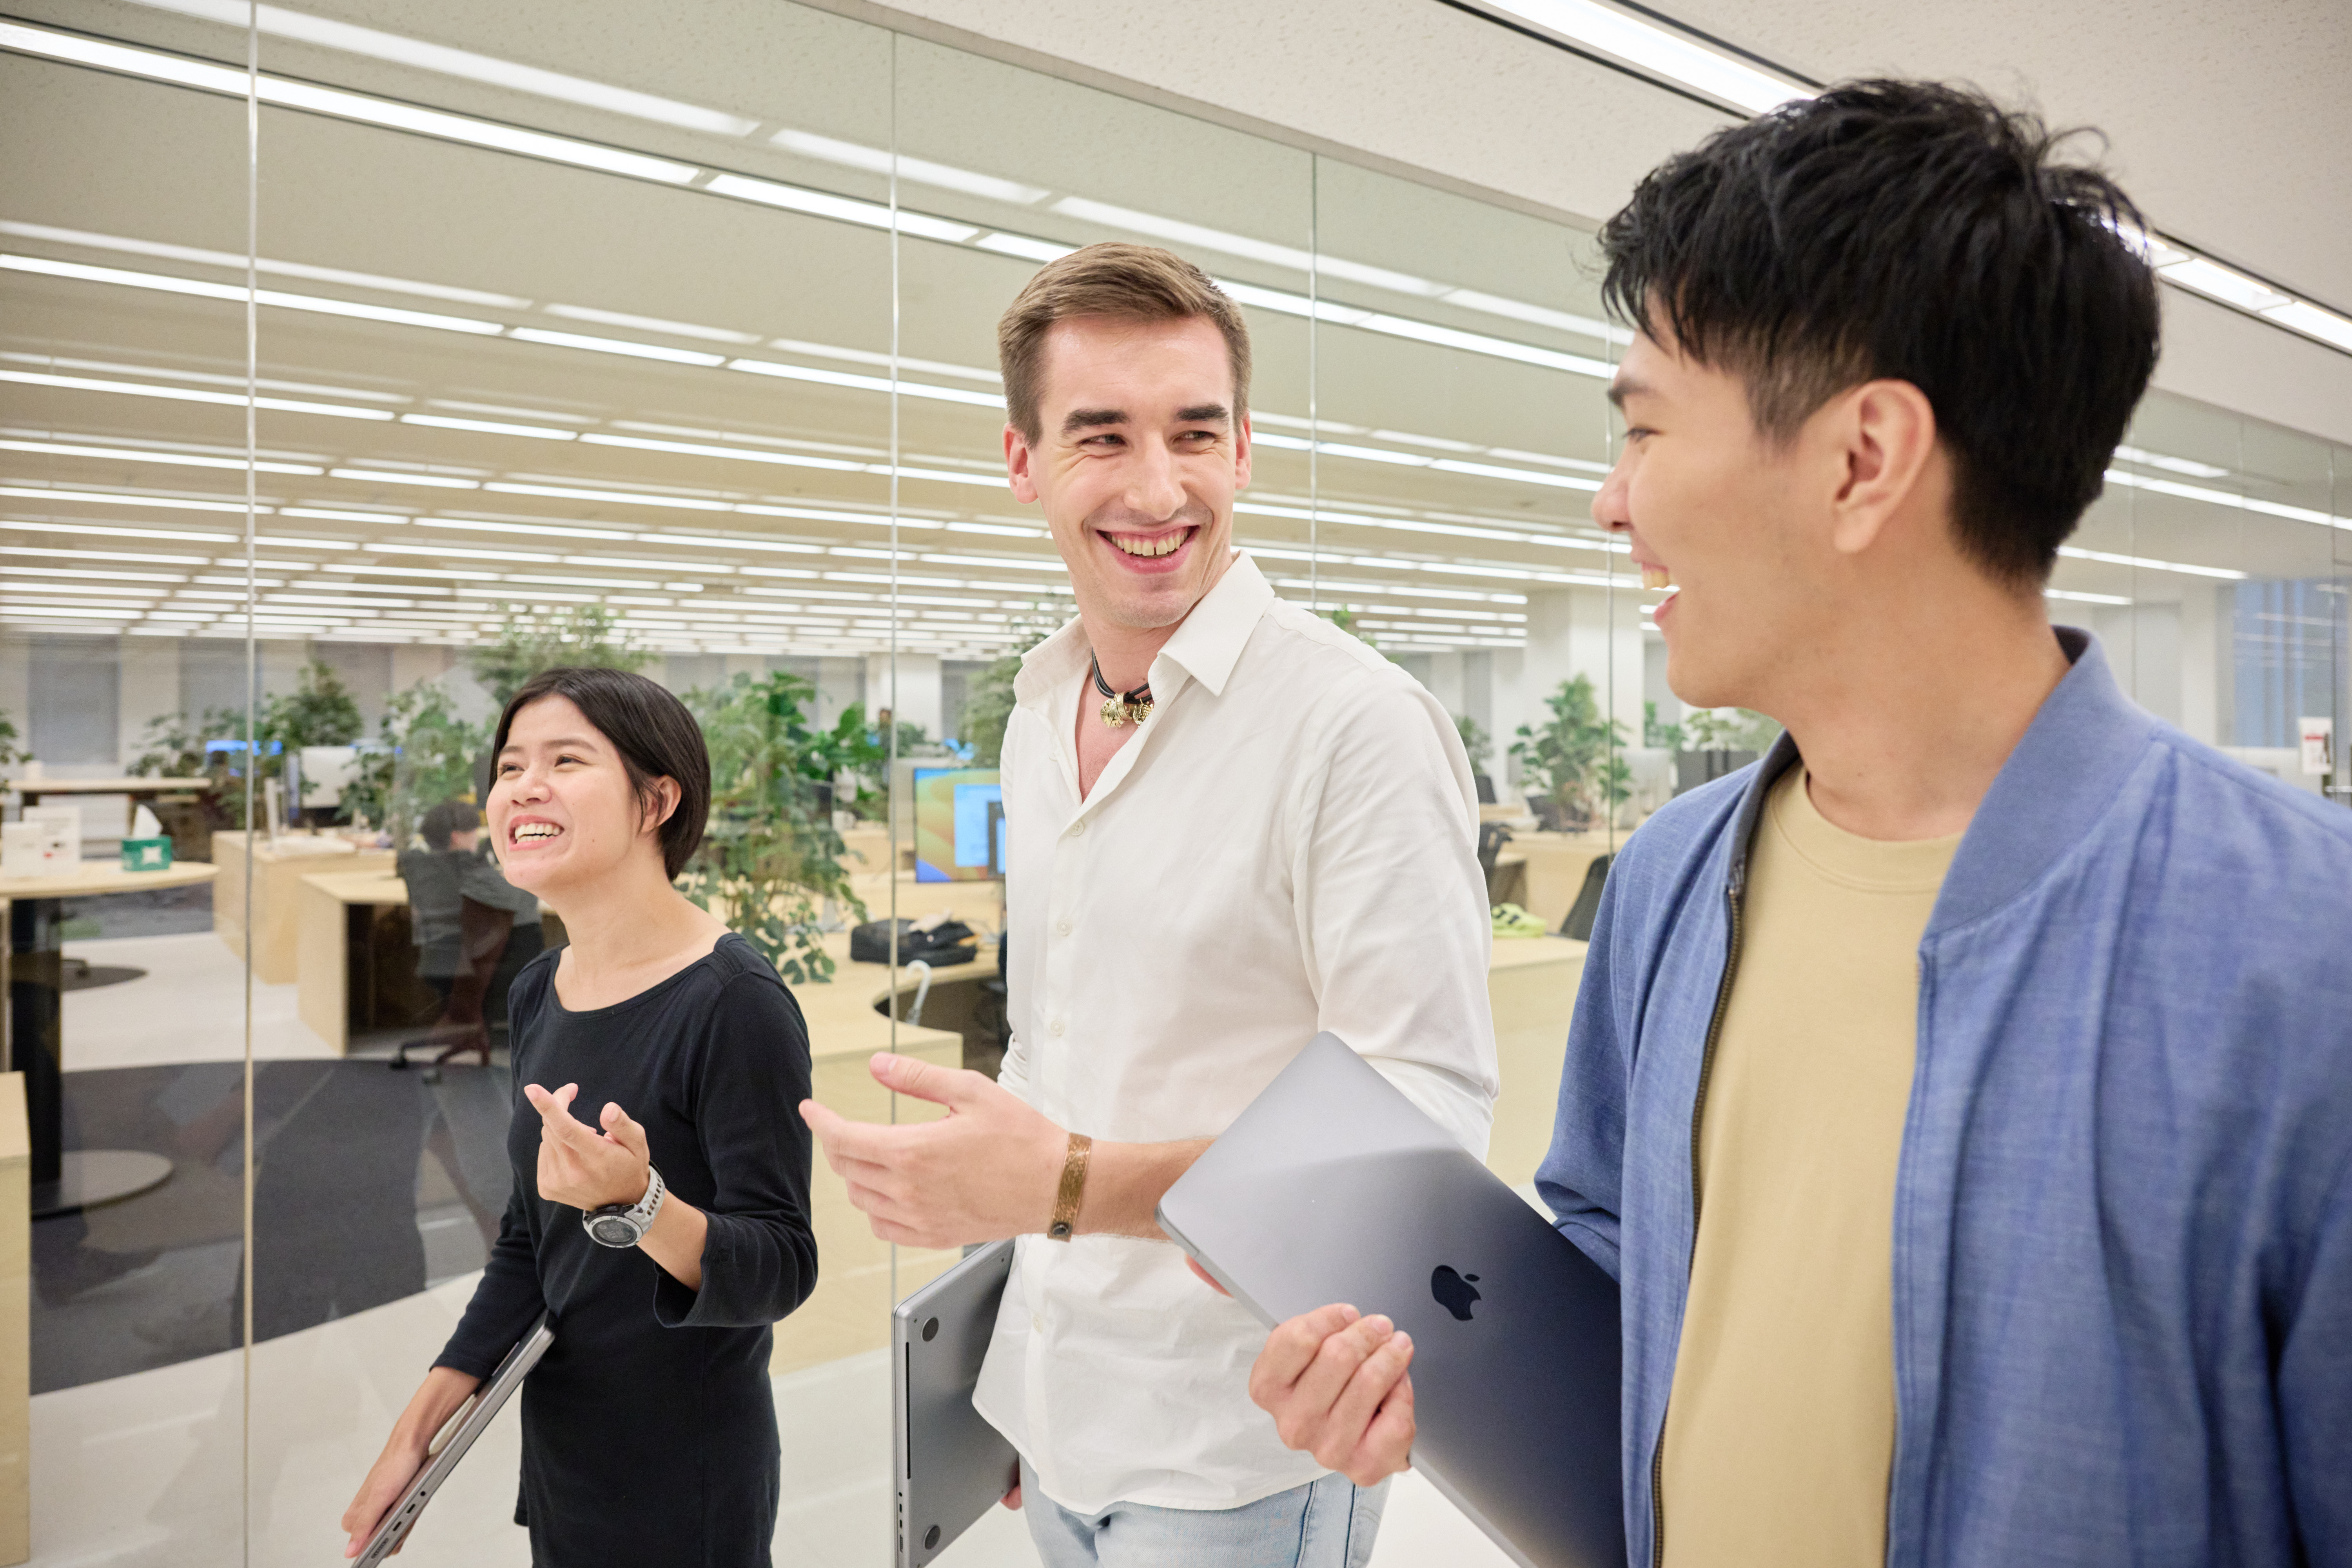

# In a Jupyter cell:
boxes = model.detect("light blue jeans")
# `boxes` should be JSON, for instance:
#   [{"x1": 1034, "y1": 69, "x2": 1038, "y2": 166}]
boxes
[{"x1": 1019, "y1": 1459, "x2": 1388, "y2": 1568}]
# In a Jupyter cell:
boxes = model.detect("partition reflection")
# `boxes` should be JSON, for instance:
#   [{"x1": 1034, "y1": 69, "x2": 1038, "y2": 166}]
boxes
[
  {"x1": 1, "y1": 5, "x2": 259, "y2": 1561},
  {"x1": 240, "y1": 2, "x2": 902, "y2": 1562}
]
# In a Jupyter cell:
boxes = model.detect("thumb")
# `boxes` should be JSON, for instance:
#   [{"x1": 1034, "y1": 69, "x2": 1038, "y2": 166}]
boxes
[
  {"x1": 868, "y1": 1051, "x2": 981, "y2": 1110},
  {"x1": 602, "y1": 1103, "x2": 648, "y2": 1159}
]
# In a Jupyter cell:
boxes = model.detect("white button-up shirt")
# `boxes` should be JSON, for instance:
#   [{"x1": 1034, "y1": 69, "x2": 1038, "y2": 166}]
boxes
[{"x1": 973, "y1": 553, "x2": 1499, "y2": 1513}]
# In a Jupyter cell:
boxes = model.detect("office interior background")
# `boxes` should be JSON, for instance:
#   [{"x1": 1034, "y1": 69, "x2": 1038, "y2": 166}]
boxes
[{"x1": 0, "y1": 0, "x2": 2345, "y2": 1563}]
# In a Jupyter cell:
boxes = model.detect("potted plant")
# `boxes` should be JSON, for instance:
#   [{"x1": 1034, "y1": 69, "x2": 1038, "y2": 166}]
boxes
[
  {"x1": 1510, "y1": 675, "x2": 1632, "y2": 832},
  {"x1": 683, "y1": 670, "x2": 868, "y2": 985},
  {"x1": 1674, "y1": 707, "x2": 1782, "y2": 794}
]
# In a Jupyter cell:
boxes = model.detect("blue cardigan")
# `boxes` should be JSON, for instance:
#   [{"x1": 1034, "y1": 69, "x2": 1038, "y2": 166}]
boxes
[{"x1": 1536, "y1": 630, "x2": 2352, "y2": 1568}]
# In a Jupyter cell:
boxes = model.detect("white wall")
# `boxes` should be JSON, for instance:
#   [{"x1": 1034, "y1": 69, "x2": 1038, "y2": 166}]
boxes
[{"x1": 865, "y1": 650, "x2": 943, "y2": 739}]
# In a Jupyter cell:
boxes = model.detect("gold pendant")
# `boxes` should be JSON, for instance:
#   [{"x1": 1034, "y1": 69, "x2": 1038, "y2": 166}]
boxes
[
  {"x1": 1099, "y1": 696, "x2": 1128, "y2": 728},
  {"x1": 1126, "y1": 696, "x2": 1153, "y2": 726}
]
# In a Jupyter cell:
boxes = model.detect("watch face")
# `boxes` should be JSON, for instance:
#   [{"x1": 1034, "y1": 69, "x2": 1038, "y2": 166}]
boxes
[{"x1": 587, "y1": 1214, "x2": 638, "y2": 1247}]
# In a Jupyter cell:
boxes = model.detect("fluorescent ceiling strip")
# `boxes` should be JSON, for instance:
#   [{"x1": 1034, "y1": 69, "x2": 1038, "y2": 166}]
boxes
[
  {"x1": 402, "y1": 413, "x2": 576, "y2": 440},
  {"x1": 416, "y1": 517, "x2": 633, "y2": 541},
  {"x1": 771, "y1": 130, "x2": 1050, "y2": 206},
  {"x1": 486, "y1": 480, "x2": 732, "y2": 511},
  {"x1": 1, "y1": 253, "x2": 503, "y2": 334},
  {"x1": 328, "y1": 466, "x2": 479, "y2": 489},
  {"x1": 2113, "y1": 443, "x2": 2229, "y2": 480},
  {"x1": 639, "y1": 532, "x2": 825, "y2": 554},
  {"x1": 0, "y1": 350, "x2": 402, "y2": 402},
  {"x1": 543, "y1": 304, "x2": 759, "y2": 345},
  {"x1": 765, "y1": 339, "x2": 1000, "y2": 385},
  {"x1": 0, "y1": 22, "x2": 698, "y2": 183},
  {"x1": 1, "y1": 437, "x2": 320, "y2": 475},
  {"x1": 1471, "y1": 0, "x2": 1813, "y2": 114},
  {"x1": 0, "y1": 483, "x2": 252, "y2": 513},
  {"x1": 580, "y1": 432, "x2": 865, "y2": 473},
  {"x1": 508, "y1": 327, "x2": 727, "y2": 367},
  {"x1": 703, "y1": 174, "x2": 977, "y2": 244},
  {"x1": 2055, "y1": 544, "x2": 2243, "y2": 580},
  {"x1": 118, "y1": 0, "x2": 762, "y2": 135},
  {"x1": 2046, "y1": 588, "x2": 2133, "y2": 606},
  {"x1": 374, "y1": 541, "x2": 560, "y2": 563},
  {"x1": 1052, "y1": 196, "x2": 1440, "y2": 297},
  {"x1": 0, "y1": 369, "x2": 392, "y2": 420},
  {"x1": 975, "y1": 234, "x2": 1074, "y2": 265},
  {"x1": 2103, "y1": 467, "x2": 2350, "y2": 530},
  {"x1": 0, "y1": 220, "x2": 527, "y2": 307},
  {"x1": 726, "y1": 356, "x2": 1005, "y2": 408}
]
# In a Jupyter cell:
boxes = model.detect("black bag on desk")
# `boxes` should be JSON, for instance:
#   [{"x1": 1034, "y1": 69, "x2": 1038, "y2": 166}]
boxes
[{"x1": 851, "y1": 918, "x2": 978, "y2": 966}]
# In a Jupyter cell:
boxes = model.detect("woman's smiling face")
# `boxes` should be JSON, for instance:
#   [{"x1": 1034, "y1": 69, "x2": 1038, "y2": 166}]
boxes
[{"x1": 486, "y1": 694, "x2": 671, "y2": 897}]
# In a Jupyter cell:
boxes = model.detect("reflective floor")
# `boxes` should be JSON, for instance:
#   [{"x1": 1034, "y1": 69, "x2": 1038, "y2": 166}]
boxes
[{"x1": 31, "y1": 933, "x2": 1510, "y2": 1566}]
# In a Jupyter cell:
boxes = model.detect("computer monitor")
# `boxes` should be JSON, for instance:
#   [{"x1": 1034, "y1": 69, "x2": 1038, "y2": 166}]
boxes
[{"x1": 912, "y1": 767, "x2": 1004, "y2": 883}]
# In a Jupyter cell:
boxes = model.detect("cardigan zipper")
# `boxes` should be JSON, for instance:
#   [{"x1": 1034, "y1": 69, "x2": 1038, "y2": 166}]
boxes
[{"x1": 1652, "y1": 861, "x2": 1749, "y2": 1568}]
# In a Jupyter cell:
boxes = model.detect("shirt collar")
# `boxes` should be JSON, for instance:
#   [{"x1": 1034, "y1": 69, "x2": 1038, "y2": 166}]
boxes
[{"x1": 1011, "y1": 551, "x2": 1274, "y2": 708}]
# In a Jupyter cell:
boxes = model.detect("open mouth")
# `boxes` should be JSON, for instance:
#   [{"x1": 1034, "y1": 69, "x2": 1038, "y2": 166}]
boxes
[
  {"x1": 509, "y1": 821, "x2": 564, "y2": 847},
  {"x1": 1641, "y1": 566, "x2": 1675, "y2": 591},
  {"x1": 1102, "y1": 526, "x2": 1194, "y2": 562}
]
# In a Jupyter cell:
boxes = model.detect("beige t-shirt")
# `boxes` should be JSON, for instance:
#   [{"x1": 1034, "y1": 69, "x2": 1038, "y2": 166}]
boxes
[{"x1": 1658, "y1": 766, "x2": 1960, "y2": 1568}]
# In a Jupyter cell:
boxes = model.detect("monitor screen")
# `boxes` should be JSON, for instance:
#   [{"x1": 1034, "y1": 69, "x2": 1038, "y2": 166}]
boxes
[{"x1": 912, "y1": 767, "x2": 1005, "y2": 883}]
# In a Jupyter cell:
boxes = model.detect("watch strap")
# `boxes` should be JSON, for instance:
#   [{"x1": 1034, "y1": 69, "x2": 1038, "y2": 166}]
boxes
[
  {"x1": 1047, "y1": 1134, "x2": 1092, "y2": 1242},
  {"x1": 583, "y1": 1165, "x2": 664, "y2": 1247}
]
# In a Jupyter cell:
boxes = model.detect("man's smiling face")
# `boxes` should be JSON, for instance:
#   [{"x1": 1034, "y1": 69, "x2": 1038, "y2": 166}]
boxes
[{"x1": 1005, "y1": 313, "x2": 1249, "y2": 633}]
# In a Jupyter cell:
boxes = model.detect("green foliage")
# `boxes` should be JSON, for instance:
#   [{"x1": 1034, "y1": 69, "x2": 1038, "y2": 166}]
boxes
[
  {"x1": 682, "y1": 670, "x2": 867, "y2": 985},
  {"x1": 1643, "y1": 699, "x2": 1684, "y2": 751},
  {"x1": 469, "y1": 606, "x2": 651, "y2": 708},
  {"x1": 264, "y1": 658, "x2": 364, "y2": 752},
  {"x1": 1680, "y1": 706, "x2": 1782, "y2": 752},
  {"x1": 0, "y1": 710, "x2": 20, "y2": 769},
  {"x1": 342, "y1": 683, "x2": 490, "y2": 844},
  {"x1": 960, "y1": 622, "x2": 1055, "y2": 768},
  {"x1": 1510, "y1": 674, "x2": 1632, "y2": 827},
  {"x1": 1454, "y1": 713, "x2": 1492, "y2": 769}
]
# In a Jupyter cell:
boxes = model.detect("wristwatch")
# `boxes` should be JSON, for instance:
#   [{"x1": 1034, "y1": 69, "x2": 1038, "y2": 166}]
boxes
[{"x1": 583, "y1": 1165, "x2": 666, "y2": 1249}]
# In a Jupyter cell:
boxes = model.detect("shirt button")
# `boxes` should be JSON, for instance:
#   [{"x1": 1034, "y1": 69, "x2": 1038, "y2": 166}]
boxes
[
  {"x1": 1067, "y1": 820, "x2": 1086, "y2": 837},
  {"x1": 1049, "y1": 1018, "x2": 1065, "y2": 1036},
  {"x1": 1055, "y1": 919, "x2": 1071, "y2": 936},
  {"x1": 1031, "y1": 1313, "x2": 1045, "y2": 1332}
]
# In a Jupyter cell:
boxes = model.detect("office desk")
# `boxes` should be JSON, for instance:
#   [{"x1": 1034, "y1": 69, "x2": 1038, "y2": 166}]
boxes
[
  {"x1": 2, "y1": 861, "x2": 219, "y2": 1217},
  {"x1": 214, "y1": 832, "x2": 395, "y2": 985},
  {"x1": 295, "y1": 872, "x2": 563, "y2": 1053},
  {"x1": 11, "y1": 776, "x2": 211, "y2": 837},
  {"x1": 1488, "y1": 833, "x2": 1619, "y2": 932}
]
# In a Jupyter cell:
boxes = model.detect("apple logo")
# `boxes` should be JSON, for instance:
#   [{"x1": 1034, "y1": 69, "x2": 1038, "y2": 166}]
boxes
[{"x1": 1431, "y1": 1265, "x2": 1482, "y2": 1322}]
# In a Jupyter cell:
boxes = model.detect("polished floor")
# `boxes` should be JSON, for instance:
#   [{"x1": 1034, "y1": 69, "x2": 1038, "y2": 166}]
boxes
[{"x1": 28, "y1": 930, "x2": 1516, "y2": 1566}]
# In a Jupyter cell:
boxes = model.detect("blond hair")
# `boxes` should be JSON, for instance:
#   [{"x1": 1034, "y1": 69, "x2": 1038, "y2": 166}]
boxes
[{"x1": 996, "y1": 242, "x2": 1252, "y2": 441}]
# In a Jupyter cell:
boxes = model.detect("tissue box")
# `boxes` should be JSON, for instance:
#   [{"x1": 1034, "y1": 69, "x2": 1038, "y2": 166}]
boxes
[{"x1": 121, "y1": 836, "x2": 174, "y2": 871}]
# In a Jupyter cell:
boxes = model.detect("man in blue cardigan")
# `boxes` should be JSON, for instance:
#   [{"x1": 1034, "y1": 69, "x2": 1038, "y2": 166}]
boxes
[{"x1": 1248, "y1": 80, "x2": 2351, "y2": 1566}]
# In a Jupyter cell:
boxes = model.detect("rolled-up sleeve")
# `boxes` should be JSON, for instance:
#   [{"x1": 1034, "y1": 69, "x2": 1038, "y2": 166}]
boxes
[
  {"x1": 653, "y1": 973, "x2": 820, "y2": 1328},
  {"x1": 1292, "y1": 677, "x2": 1499, "y2": 1158}
]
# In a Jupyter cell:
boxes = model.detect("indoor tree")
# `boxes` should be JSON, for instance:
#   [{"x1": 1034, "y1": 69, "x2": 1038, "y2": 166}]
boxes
[
  {"x1": 682, "y1": 670, "x2": 866, "y2": 984},
  {"x1": 1510, "y1": 673, "x2": 1632, "y2": 829}
]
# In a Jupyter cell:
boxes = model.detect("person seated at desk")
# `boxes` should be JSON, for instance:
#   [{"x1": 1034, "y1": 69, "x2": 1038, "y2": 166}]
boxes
[{"x1": 397, "y1": 799, "x2": 544, "y2": 1019}]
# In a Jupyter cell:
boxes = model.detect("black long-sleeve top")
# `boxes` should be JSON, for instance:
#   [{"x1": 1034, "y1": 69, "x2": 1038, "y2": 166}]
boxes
[{"x1": 436, "y1": 933, "x2": 817, "y2": 1568}]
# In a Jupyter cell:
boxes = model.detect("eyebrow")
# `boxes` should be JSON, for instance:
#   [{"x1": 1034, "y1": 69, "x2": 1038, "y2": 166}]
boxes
[
  {"x1": 1606, "y1": 376, "x2": 1656, "y2": 411},
  {"x1": 1061, "y1": 407, "x2": 1127, "y2": 435},
  {"x1": 1176, "y1": 403, "x2": 1231, "y2": 425},
  {"x1": 501, "y1": 734, "x2": 601, "y2": 755}
]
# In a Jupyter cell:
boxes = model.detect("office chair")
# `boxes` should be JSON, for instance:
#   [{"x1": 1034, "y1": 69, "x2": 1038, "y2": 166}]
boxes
[
  {"x1": 391, "y1": 895, "x2": 514, "y2": 1072},
  {"x1": 1562, "y1": 854, "x2": 1614, "y2": 941}
]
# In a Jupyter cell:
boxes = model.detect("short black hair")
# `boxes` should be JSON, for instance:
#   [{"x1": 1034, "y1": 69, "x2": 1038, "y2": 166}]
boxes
[
  {"x1": 492, "y1": 666, "x2": 710, "y2": 879},
  {"x1": 1599, "y1": 79, "x2": 2160, "y2": 584},
  {"x1": 419, "y1": 798, "x2": 478, "y2": 851}
]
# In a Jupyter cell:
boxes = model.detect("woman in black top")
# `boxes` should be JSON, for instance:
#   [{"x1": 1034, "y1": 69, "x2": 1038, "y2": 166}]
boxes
[{"x1": 342, "y1": 667, "x2": 817, "y2": 1567}]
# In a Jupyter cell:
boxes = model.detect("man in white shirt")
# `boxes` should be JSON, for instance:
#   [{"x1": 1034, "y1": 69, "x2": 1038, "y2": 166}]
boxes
[{"x1": 800, "y1": 242, "x2": 1498, "y2": 1567}]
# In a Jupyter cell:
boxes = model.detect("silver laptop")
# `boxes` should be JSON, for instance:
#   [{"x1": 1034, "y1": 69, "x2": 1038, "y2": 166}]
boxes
[
  {"x1": 1157, "y1": 1033, "x2": 1623, "y2": 1568},
  {"x1": 894, "y1": 1239, "x2": 1020, "y2": 1567},
  {"x1": 355, "y1": 1313, "x2": 554, "y2": 1566}
]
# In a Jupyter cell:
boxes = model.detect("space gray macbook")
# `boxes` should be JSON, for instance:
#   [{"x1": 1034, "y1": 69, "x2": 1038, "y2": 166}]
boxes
[
  {"x1": 1157, "y1": 1033, "x2": 1623, "y2": 1568},
  {"x1": 894, "y1": 1238, "x2": 1020, "y2": 1568}
]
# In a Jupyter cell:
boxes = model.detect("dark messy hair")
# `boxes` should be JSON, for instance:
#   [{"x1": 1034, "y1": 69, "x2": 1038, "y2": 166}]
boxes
[
  {"x1": 492, "y1": 666, "x2": 710, "y2": 879},
  {"x1": 1599, "y1": 79, "x2": 2160, "y2": 584},
  {"x1": 419, "y1": 798, "x2": 479, "y2": 851}
]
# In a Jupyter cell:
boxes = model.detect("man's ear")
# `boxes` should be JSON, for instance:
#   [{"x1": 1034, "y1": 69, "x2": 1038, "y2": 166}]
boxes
[
  {"x1": 1005, "y1": 423, "x2": 1040, "y2": 505},
  {"x1": 1233, "y1": 411, "x2": 1253, "y2": 491},
  {"x1": 1826, "y1": 378, "x2": 1940, "y2": 558}
]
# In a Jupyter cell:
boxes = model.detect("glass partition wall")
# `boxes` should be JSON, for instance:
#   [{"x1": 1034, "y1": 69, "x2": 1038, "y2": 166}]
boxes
[{"x1": 2, "y1": 4, "x2": 2344, "y2": 1566}]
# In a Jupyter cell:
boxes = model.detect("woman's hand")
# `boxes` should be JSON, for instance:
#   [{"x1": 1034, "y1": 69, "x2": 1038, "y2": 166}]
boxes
[
  {"x1": 524, "y1": 1082, "x2": 650, "y2": 1210},
  {"x1": 342, "y1": 1366, "x2": 481, "y2": 1557}
]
